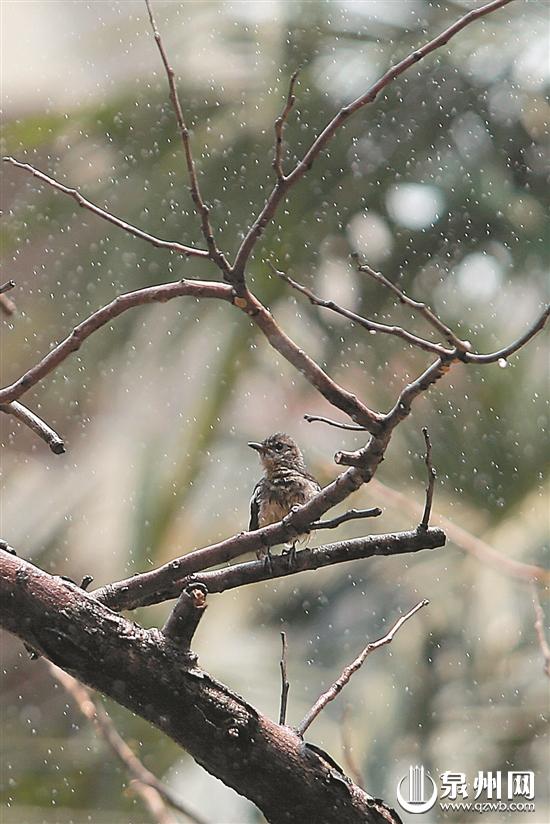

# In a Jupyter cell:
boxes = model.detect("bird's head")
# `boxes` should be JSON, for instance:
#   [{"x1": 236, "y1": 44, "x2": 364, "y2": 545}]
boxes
[{"x1": 248, "y1": 432, "x2": 305, "y2": 474}]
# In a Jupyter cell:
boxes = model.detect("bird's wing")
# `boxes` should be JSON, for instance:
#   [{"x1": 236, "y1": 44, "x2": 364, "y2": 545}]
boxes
[{"x1": 249, "y1": 481, "x2": 262, "y2": 531}]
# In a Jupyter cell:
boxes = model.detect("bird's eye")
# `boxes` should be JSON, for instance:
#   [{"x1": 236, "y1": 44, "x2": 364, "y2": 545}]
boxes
[{"x1": 272, "y1": 442, "x2": 283, "y2": 451}]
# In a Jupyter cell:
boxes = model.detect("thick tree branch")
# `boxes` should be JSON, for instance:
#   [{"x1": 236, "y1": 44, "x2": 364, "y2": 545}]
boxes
[
  {"x1": 234, "y1": 287, "x2": 384, "y2": 433},
  {"x1": 0, "y1": 401, "x2": 65, "y2": 453},
  {"x1": 296, "y1": 599, "x2": 429, "y2": 736},
  {"x1": 162, "y1": 583, "x2": 208, "y2": 651},
  {"x1": 2, "y1": 157, "x2": 209, "y2": 260},
  {"x1": 231, "y1": 0, "x2": 515, "y2": 279},
  {"x1": 279, "y1": 631, "x2": 290, "y2": 726},
  {"x1": 144, "y1": 0, "x2": 231, "y2": 278},
  {"x1": 46, "y1": 662, "x2": 206, "y2": 824},
  {"x1": 0, "y1": 279, "x2": 233, "y2": 405},
  {"x1": 93, "y1": 435, "x2": 392, "y2": 611},
  {"x1": 0, "y1": 551, "x2": 402, "y2": 824},
  {"x1": 185, "y1": 528, "x2": 445, "y2": 597}
]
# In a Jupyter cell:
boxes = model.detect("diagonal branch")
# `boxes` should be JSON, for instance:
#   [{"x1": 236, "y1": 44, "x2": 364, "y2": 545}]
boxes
[
  {"x1": 354, "y1": 257, "x2": 469, "y2": 352},
  {"x1": 0, "y1": 279, "x2": 233, "y2": 405},
  {"x1": 464, "y1": 304, "x2": 550, "y2": 364},
  {"x1": 182, "y1": 528, "x2": 445, "y2": 598},
  {"x1": 2, "y1": 157, "x2": 209, "y2": 260},
  {"x1": 231, "y1": 0, "x2": 515, "y2": 279},
  {"x1": 273, "y1": 71, "x2": 299, "y2": 180},
  {"x1": 0, "y1": 401, "x2": 65, "y2": 454},
  {"x1": 46, "y1": 662, "x2": 207, "y2": 824},
  {"x1": 296, "y1": 599, "x2": 429, "y2": 736},
  {"x1": 271, "y1": 263, "x2": 451, "y2": 356},
  {"x1": 144, "y1": 0, "x2": 231, "y2": 278}
]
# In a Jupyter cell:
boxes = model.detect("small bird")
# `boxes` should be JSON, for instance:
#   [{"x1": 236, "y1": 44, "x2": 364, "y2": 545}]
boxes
[{"x1": 248, "y1": 433, "x2": 321, "y2": 566}]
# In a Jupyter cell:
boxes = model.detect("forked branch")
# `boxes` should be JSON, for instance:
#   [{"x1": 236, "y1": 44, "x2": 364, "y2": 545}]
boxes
[
  {"x1": 144, "y1": 0, "x2": 231, "y2": 278},
  {"x1": 2, "y1": 157, "x2": 209, "y2": 260},
  {"x1": 296, "y1": 599, "x2": 429, "y2": 736}
]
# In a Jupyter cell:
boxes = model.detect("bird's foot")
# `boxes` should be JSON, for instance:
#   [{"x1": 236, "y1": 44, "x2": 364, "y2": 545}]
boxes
[
  {"x1": 262, "y1": 548, "x2": 274, "y2": 575},
  {"x1": 282, "y1": 541, "x2": 297, "y2": 570}
]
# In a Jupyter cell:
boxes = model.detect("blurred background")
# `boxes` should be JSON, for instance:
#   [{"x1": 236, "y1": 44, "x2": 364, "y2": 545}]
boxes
[{"x1": 1, "y1": 1, "x2": 548, "y2": 822}]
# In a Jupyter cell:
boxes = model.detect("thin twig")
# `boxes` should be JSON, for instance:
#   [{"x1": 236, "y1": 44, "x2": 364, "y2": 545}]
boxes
[
  {"x1": 0, "y1": 280, "x2": 16, "y2": 294},
  {"x1": 273, "y1": 70, "x2": 299, "y2": 179},
  {"x1": 232, "y1": 0, "x2": 515, "y2": 279},
  {"x1": 279, "y1": 631, "x2": 290, "y2": 726},
  {"x1": 304, "y1": 414, "x2": 368, "y2": 431},
  {"x1": 531, "y1": 584, "x2": 550, "y2": 678},
  {"x1": 144, "y1": 0, "x2": 230, "y2": 278},
  {"x1": 296, "y1": 599, "x2": 429, "y2": 736},
  {"x1": 369, "y1": 477, "x2": 550, "y2": 585},
  {"x1": 420, "y1": 427, "x2": 435, "y2": 530},
  {"x1": 46, "y1": 661, "x2": 208, "y2": 824},
  {"x1": 2, "y1": 157, "x2": 208, "y2": 260},
  {"x1": 271, "y1": 263, "x2": 452, "y2": 356},
  {"x1": 340, "y1": 706, "x2": 364, "y2": 789},
  {"x1": 0, "y1": 279, "x2": 233, "y2": 405},
  {"x1": 311, "y1": 508, "x2": 382, "y2": 531},
  {"x1": 0, "y1": 401, "x2": 65, "y2": 454},
  {"x1": 354, "y1": 257, "x2": 469, "y2": 352}
]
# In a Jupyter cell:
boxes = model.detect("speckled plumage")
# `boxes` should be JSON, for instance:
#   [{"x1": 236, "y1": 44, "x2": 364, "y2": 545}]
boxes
[{"x1": 248, "y1": 433, "x2": 321, "y2": 559}]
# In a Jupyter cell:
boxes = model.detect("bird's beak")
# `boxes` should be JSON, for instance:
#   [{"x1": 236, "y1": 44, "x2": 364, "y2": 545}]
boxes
[{"x1": 248, "y1": 441, "x2": 264, "y2": 453}]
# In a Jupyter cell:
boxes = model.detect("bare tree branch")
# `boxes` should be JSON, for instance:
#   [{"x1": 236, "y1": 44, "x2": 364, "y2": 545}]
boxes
[
  {"x1": 0, "y1": 280, "x2": 15, "y2": 294},
  {"x1": 231, "y1": 0, "x2": 516, "y2": 279},
  {"x1": 296, "y1": 600, "x2": 429, "y2": 736},
  {"x1": 419, "y1": 427, "x2": 435, "y2": 530},
  {"x1": 184, "y1": 528, "x2": 445, "y2": 598},
  {"x1": 162, "y1": 583, "x2": 208, "y2": 651},
  {"x1": 279, "y1": 631, "x2": 290, "y2": 726},
  {"x1": 144, "y1": 0, "x2": 231, "y2": 278},
  {"x1": 0, "y1": 279, "x2": 232, "y2": 405},
  {"x1": 463, "y1": 304, "x2": 550, "y2": 364},
  {"x1": 354, "y1": 257, "x2": 469, "y2": 352},
  {"x1": 0, "y1": 401, "x2": 65, "y2": 454},
  {"x1": 304, "y1": 414, "x2": 368, "y2": 431},
  {"x1": 370, "y1": 478, "x2": 550, "y2": 585},
  {"x1": 530, "y1": 584, "x2": 550, "y2": 678},
  {"x1": 46, "y1": 662, "x2": 207, "y2": 824},
  {"x1": 273, "y1": 71, "x2": 299, "y2": 180},
  {"x1": 2, "y1": 157, "x2": 209, "y2": 260},
  {"x1": 0, "y1": 551, "x2": 403, "y2": 824},
  {"x1": 311, "y1": 508, "x2": 382, "y2": 531},
  {"x1": 271, "y1": 263, "x2": 451, "y2": 356}
]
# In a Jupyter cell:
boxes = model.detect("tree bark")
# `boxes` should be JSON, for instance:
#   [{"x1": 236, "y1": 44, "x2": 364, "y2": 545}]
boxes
[{"x1": 0, "y1": 551, "x2": 402, "y2": 824}]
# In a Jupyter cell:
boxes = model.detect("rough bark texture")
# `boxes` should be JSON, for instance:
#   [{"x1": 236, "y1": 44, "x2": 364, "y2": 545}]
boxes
[{"x1": 0, "y1": 551, "x2": 402, "y2": 824}]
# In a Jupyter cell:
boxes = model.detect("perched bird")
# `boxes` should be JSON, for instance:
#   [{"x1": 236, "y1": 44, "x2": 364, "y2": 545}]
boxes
[{"x1": 248, "y1": 433, "x2": 321, "y2": 566}]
